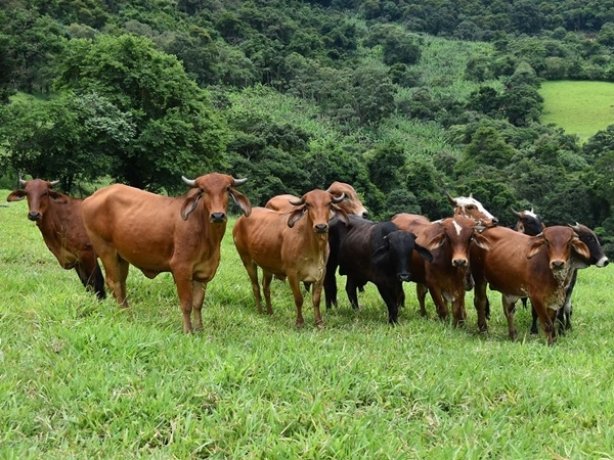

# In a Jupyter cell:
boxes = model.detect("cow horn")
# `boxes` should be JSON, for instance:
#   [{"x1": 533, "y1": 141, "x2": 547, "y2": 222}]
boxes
[
  {"x1": 289, "y1": 197, "x2": 305, "y2": 206},
  {"x1": 49, "y1": 180, "x2": 60, "y2": 187},
  {"x1": 331, "y1": 192, "x2": 345, "y2": 204},
  {"x1": 232, "y1": 177, "x2": 248, "y2": 186},
  {"x1": 568, "y1": 222, "x2": 582, "y2": 233},
  {"x1": 19, "y1": 177, "x2": 26, "y2": 186},
  {"x1": 181, "y1": 175, "x2": 197, "y2": 187},
  {"x1": 445, "y1": 191, "x2": 456, "y2": 205},
  {"x1": 511, "y1": 209, "x2": 522, "y2": 217}
]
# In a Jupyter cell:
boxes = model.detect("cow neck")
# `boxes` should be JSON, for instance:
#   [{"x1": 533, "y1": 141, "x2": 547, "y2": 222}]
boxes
[{"x1": 38, "y1": 200, "x2": 71, "y2": 237}]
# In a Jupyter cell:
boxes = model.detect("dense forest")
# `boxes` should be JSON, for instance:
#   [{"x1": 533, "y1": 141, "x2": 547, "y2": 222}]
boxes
[{"x1": 1, "y1": 0, "x2": 613, "y2": 254}]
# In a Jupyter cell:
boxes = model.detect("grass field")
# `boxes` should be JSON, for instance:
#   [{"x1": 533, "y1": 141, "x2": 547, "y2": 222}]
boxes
[
  {"x1": 540, "y1": 80, "x2": 614, "y2": 142},
  {"x1": 1, "y1": 194, "x2": 614, "y2": 458}
]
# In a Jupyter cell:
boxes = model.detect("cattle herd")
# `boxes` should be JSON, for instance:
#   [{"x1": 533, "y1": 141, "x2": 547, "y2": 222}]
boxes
[{"x1": 6, "y1": 174, "x2": 609, "y2": 345}]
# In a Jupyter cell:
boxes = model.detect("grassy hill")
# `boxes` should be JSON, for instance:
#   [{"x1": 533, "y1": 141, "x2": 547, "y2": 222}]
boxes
[
  {"x1": 540, "y1": 80, "x2": 614, "y2": 142},
  {"x1": 2, "y1": 192, "x2": 614, "y2": 458}
]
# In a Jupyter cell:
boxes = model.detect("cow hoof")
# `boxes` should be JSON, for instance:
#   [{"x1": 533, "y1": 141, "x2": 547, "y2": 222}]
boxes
[
  {"x1": 315, "y1": 322, "x2": 324, "y2": 330},
  {"x1": 295, "y1": 321, "x2": 305, "y2": 329}
]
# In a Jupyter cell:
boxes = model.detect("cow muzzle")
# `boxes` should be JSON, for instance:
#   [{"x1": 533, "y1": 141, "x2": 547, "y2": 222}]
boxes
[
  {"x1": 398, "y1": 272, "x2": 411, "y2": 282},
  {"x1": 314, "y1": 223, "x2": 328, "y2": 234},
  {"x1": 210, "y1": 212, "x2": 227, "y2": 223},
  {"x1": 452, "y1": 258, "x2": 468, "y2": 268},
  {"x1": 596, "y1": 257, "x2": 609, "y2": 267},
  {"x1": 550, "y1": 260, "x2": 566, "y2": 271},
  {"x1": 28, "y1": 211, "x2": 41, "y2": 221}
]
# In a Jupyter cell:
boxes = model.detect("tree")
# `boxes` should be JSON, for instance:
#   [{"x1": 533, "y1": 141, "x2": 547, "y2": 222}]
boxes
[
  {"x1": 54, "y1": 34, "x2": 227, "y2": 191},
  {"x1": 0, "y1": 91, "x2": 133, "y2": 190}
]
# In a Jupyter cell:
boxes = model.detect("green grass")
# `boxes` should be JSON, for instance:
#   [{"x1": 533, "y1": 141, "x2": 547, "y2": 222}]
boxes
[
  {"x1": 1, "y1": 193, "x2": 614, "y2": 458},
  {"x1": 540, "y1": 80, "x2": 614, "y2": 142}
]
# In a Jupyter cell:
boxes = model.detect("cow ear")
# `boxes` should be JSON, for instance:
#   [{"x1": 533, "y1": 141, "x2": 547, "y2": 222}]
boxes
[
  {"x1": 180, "y1": 190, "x2": 203, "y2": 220},
  {"x1": 570, "y1": 237, "x2": 590, "y2": 260},
  {"x1": 49, "y1": 191, "x2": 68, "y2": 203},
  {"x1": 372, "y1": 236, "x2": 390, "y2": 264},
  {"x1": 472, "y1": 232, "x2": 490, "y2": 251},
  {"x1": 526, "y1": 235, "x2": 545, "y2": 259},
  {"x1": 331, "y1": 203, "x2": 349, "y2": 225},
  {"x1": 7, "y1": 190, "x2": 26, "y2": 202},
  {"x1": 414, "y1": 242, "x2": 433, "y2": 262},
  {"x1": 422, "y1": 228, "x2": 446, "y2": 251},
  {"x1": 229, "y1": 187, "x2": 252, "y2": 217},
  {"x1": 287, "y1": 206, "x2": 305, "y2": 228}
]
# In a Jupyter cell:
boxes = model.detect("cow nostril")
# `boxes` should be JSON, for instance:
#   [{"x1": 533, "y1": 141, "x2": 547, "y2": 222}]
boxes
[
  {"x1": 398, "y1": 273, "x2": 411, "y2": 281},
  {"x1": 453, "y1": 259, "x2": 468, "y2": 268},
  {"x1": 603, "y1": 259, "x2": 610, "y2": 267},
  {"x1": 551, "y1": 260, "x2": 565, "y2": 270},
  {"x1": 210, "y1": 212, "x2": 226, "y2": 222},
  {"x1": 28, "y1": 212, "x2": 41, "y2": 221},
  {"x1": 315, "y1": 224, "x2": 328, "y2": 233},
  {"x1": 492, "y1": 217, "x2": 499, "y2": 224},
  {"x1": 362, "y1": 212, "x2": 368, "y2": 218}
]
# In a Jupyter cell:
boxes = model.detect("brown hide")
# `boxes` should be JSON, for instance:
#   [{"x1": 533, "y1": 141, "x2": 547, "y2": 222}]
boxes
[
  {"x1": 234, "y1": 189, "x2": 348, "y2": 327},
  {"x1": 471, "y1": 225, "x2": 590, "y2": 344},
  {"x1": 393, "y1": 214, "x2": 476, "y2": 325},
  {"x1": 7, "y1": 179, "x2": 105, "y2": 298},
  {"x1": 265, "y1": 181, "x2": 367, "y2": 217},
  {"x1": 81, "y1": 173, "x2": 251, "y2": 333}
]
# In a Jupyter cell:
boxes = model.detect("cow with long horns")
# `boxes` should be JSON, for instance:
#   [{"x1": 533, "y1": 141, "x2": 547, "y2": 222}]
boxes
[
  {"x1": 81, "y1": 173, "x2": 251, "y2": 333},
  {"x1": 7, "y1": 178, "x2": 106, "y2": 299}
]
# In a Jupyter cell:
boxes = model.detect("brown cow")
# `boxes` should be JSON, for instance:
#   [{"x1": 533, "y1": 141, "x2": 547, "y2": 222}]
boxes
[
  {"x1": 447, "y1": 193, "x2": 498, "y2": 227},
  {"x1": 471, "y1": 226, "x2": 590, "y2": 344},
  {"x1": 7, "y1": 178, "x2": 105, "y2": 299},
  {"x1": 81, "y1": 173, "x2": 251, "y2": 333},
  {"x1": 393, "y1": 214, "x2": 479, "y2": 325},
  {"x1": 265, "y1": 181, "x2": 367, "y2": 217},
  {"x1": 233, "y1": 189, "x2": 348, "y2": 327}
]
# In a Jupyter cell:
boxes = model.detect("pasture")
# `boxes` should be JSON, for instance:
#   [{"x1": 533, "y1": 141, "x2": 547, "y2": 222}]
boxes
[
  {"x1": 1, "y1": 194, "x2": 614, "y2": 458},
  {"x1": 540, "y1": 80, "x2": 614, "y2": 142}
]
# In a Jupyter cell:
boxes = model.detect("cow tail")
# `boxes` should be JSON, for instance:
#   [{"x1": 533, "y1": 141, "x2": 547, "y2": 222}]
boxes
[{"x1": 93, "y1": 261, "x2": 106, "y2": 300}]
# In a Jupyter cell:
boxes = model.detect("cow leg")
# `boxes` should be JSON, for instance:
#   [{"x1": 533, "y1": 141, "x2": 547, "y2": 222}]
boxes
[
  {"x1": 173, "y1": 271, "x2": 195, "y2": 334},
  {"x1": 416, "y1": 283, "x2": 428, "y2": 317},
  {"x1": 452, "y1": 294, "x2": 466, "y2": 327},
  {"x1": 243, "y1": 260, "x2": 263, "y2": 313},
  {"x1": 345, "y1": 278, "x2": 360, "y2": 310},
  {"x1": 532, "y1": 299, "x2": 556, "y2": 345},
  {"x1": 262, "y1": 271, "x2": 274, "y2": 315},
  {"x1": 377, "y1": 283, "x2": 399, "y2": 324},
  {"x1": 501, "y1": 295, "x2": 518, "y2": 341},
  {"x1": 429, "y1": 286, "x2": 449, "y2": 321},
  {"x1": 529, "y1": 302, "x2": 539, "y2": 334},
  {"x1": 76, "y1": 252, "x2": 107, "y2": 300},
  {"x1": 311, "y1": 280, "x2": 325, "y2": 328},
  {"x1": 287, "y1": 274, "x2": 305, "y2": 328},
  {"x1": 473, "y1": 279, "x2": 488, "y2": 333},
  {"x1": 99, "y1": 253, "x2": 129, "y2": 307},
  {"x1": 192, "y1": 281, "x2": 206, "y2": 331}
]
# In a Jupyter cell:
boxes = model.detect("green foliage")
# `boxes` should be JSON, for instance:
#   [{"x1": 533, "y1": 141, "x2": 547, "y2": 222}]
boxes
[
  {"x1": 54, "y1": 34, "x2": 227, "y2": 191},
  {"x1": 0, "y1": 92, "x2": 132, "y2": 190}
]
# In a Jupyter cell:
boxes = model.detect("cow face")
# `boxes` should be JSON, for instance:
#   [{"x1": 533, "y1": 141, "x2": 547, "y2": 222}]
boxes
[
  {"x1": 180, "y1": 173, "x2": 251, "y2": 222},
  {"x1": 7, "y1": 179, "x2": 64, "y2": 222},
  {"x1": 442, "y1": 217, "x2": 476, "y2": 269},
  {"x1": 373, "y1": 230, "x2": 432, "y2": 282},
  {"x1": 527, "y1": 227, "x2": 590, "y2": 275},
  {"x1": 327, "y1": 181, "x2": 368, "y2": 218},
  {"x1": 570, "y1": 223, "x2": 609, "y2": 267},
  {"x1": 448, "y1": 193, "x2": 498, "y2": 227},
  {"x1": 287, "y1": 189, "x2": 349, "y2": 234},
  {"x1": 514, "y1": 209, "x2": 544, "y2": 236}
]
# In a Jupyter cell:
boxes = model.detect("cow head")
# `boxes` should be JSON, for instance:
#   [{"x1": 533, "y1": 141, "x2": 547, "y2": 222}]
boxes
[
  {"x1": 180, "y1": 173, "x2": 251, "y2": 222},
  {"x1": 569, "y1": 223, "x2": 609, "y2": 268},
  {"x1": 373, "y1": 226, "x2": 432, "y2": 282},
  {"x1": 527, "y1": 227, "x2": 590, "y2": 276},
  {"x1": 428, "y1": 216, "x2": 477, "y2": 269},
  {"x1": 513, "y1": 209, "x2": 545, "y2": 236},
  {"x1": 447, "y1": 192, "x2": 498, "y2": 227},
  {"x1": 287, "y1": 189, "x2": 349, "y2": 234},
  {"x1": 7, "y1": 178, "x2": 66, "y2": 222},
  {"x1": 327, "y1": 181, "x2": 368, "y2": 218}
]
